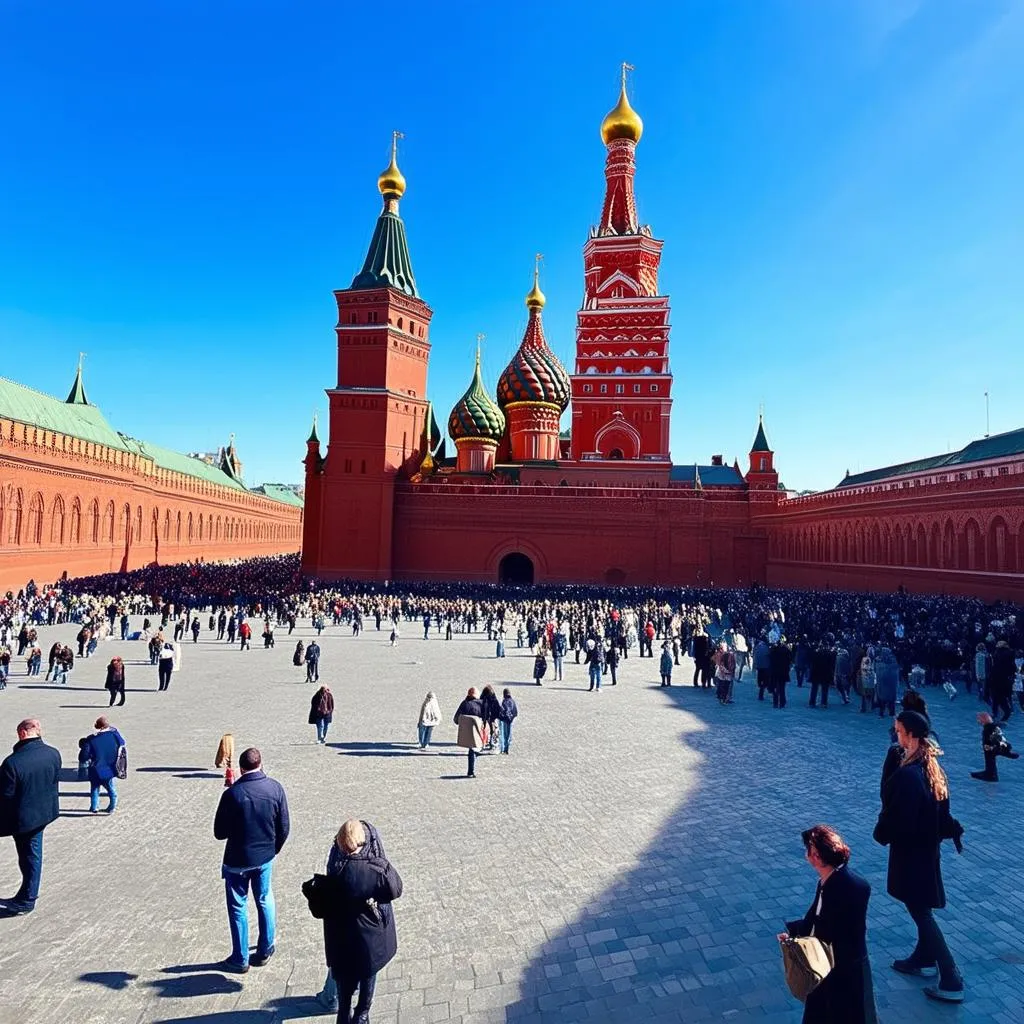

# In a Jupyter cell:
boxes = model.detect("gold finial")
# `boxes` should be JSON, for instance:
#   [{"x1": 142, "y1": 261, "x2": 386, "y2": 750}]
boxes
[
  {"x1": 377, "y1": 130, "x2": 407, "y2": 199},
  {"x1": 525, "y1": 253, "x2": 546, "y2": 310},
  {"x1": 601, "y1": 63, "x2": 643, "y2": 145}
]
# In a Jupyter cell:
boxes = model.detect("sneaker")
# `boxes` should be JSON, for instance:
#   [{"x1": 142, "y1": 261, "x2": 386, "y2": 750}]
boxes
[
  {"x1": 250, "y1": 946, "x2": 275, "y2": 967},
  {"x1": 892, "y1": 958, "x2": 937, "y2": 977},
  {"x1": 924, "y1": 983, "x2": 965, "y2": 1003},
  {"x1": 217, "y1": 958, "x2": 249, "y2": 974}
]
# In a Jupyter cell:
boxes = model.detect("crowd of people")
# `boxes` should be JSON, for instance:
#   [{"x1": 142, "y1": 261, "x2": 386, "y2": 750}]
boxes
[{"x1": 2, "y1": 554, "x2": 1023, "y2": 1020}]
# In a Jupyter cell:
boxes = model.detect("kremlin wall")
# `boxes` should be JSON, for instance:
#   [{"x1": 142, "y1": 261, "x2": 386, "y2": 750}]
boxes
[
  {"x1": 300, "y1": 71, "x2": 1024, "y2": 602},
  {"x1": 0, "y1": 367, "x2": 303, "y2": 592}
]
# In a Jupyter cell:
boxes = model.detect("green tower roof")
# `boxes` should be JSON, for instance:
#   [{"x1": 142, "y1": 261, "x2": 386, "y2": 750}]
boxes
[
  {"x1": 351, "y1": 209, "x2": 419, "y2": 297},
  {"x1": 65, "y1": 362, "x2": 89, "y2": 405},
  {"x1": 751, "y1": 416, "x2": 770, "y2": 452},
  {"x1": 448, "y1": 350, "x2": 506, "y2": 442}
]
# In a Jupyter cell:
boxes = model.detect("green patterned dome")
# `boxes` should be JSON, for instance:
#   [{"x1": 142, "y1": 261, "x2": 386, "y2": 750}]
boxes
[{"x1": 449, "y1": 351, "x2": 506, "y2": 442}]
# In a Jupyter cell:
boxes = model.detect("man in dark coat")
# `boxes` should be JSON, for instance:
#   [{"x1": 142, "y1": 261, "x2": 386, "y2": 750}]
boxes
[
  {"x1": 990, "y1": 640, "x2": 1015, "y2": 722},
  {"x1": 808, "y1": 637, "x2": 837, "y2": 708},
  {"x1": 310, "y1": 819, "x2": 403, "y2": 1024},
  {"x1": 781, "y1": 824, "x2": 877, "y2": 1023},
  {"x1": 305, "y1": 639, "x2": 321, "y2": 683},
  {"x1": 0, "y1": 718, "x2": 62, "y2": 915},
  {"x1": 214, "y1": 747, "x2": 290, "y2": 972}
]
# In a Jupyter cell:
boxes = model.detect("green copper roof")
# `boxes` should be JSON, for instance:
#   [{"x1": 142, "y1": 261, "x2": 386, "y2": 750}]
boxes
[
  {"x1": 307, "y1": 415, "x2": 320, "y2": 444},
  {"x1": 66, "y1": 365, "x2": 89, "y2": 405},
  {"x1": 448, "y1": 354, "x2": 506, "y2": 442},
  {"x1": 0, "y1": 375, "x2": 129, "y2": 451},
  {"x1": 0, "y1": 374, "x2": 300, "y2": 505},
  {"x1": 251, "y1": 483, "x2": 304, "y2": 507},
  {"x1": 751, "y1": 417, "x2": 770, "y2": 452},
  {"x1": 351, "y1": 209, "x2": 419, "y2": 297},
  {"x1": 838, "y1": 426, "x2": 1024, "y2": 488}
]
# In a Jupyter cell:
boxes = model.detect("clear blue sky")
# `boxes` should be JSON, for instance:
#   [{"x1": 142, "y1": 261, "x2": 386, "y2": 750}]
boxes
[{"x1": 2, "y1": 1, "x2": 1021, "y2": 492}]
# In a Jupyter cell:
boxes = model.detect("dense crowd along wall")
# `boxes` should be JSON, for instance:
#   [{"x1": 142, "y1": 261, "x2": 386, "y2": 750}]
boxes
[{"x1": 0, "y1": 412, "x2": 303, "y2": 592}]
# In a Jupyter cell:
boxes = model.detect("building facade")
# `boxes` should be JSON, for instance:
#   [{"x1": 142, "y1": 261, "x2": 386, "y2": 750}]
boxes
[
  {"x1": 0, "y1": 367, "x2": 303, "y2": 591},
  {"x1": 302, "y1": 73, "x2": 1024, "y2": 601}
]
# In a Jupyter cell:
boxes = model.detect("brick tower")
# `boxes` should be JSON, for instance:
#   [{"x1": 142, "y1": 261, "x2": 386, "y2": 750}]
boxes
[
  {"x1": 570, "y1": 65, "x2": 673, "y2": 464},
  {"x1": 302, "y1": 133, "x2": 434, "y2": 579},
  {"x1": 746, "y1": 415, "x2": 779, "y2": 492}
]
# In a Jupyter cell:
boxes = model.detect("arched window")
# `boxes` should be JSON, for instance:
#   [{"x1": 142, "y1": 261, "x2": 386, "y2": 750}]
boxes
[
  {"x1": 176, "y1": 512, "x2": 182, "y2": 542},
  {"x1": 152, "y1": 508, "x2": 159, "y2": 542},
  {"x1": 187, "y1": 512, "x2": 194, "y2": 543},
  {"x1": 198, "y1": 514, "x2": 204, "y2": 541},
  {"x1": 23, "y1": 492, "x2": 43, "y2": 545},
  {"x1": 164, "y1": 510, "x2": 171, "y2": 541},
  {"x1": 50, "y1": 495, "x2": 66, "y2": 545},
  {"x1": 988, "y1": 516, "x2": 1008, "y2": 572},
  {"x1": 103, "y1": 501, "x2": 115, "y2": 543},
  {"x1": 70, "y1": 498, "x2": 81, "y2": 545}
]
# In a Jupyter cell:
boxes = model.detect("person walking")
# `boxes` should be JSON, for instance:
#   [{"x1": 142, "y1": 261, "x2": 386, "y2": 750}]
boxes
[
  {"x1": 213, "y1": 747, "x2": 290, "y2": 973},
  {"x1": 873, "y1": 710, "x2": 964, "y2": 1004},
  {"x1": 778, "y1": 824, "x2": 877, "y2": 1023},
  {"x1": 874, "y1": 647, "x2": 899, "y2": 718},
  {"x1": 309, "y1": 685, "x2": 335, "y2": 744},
  {"x1": 453, "y1": 688, "x2": 485, "y2": 778},
  {"x1": 497, "y1": 688, "x2": 518, "y2": 754},
  {"x1": 970, "y1": 711, "x2": 1019, "y2": 782},
  {"x1": 306, "y1": 639, "x2": 321, "y2": 683},
  {"x1": 417, "y1": 692, "x2": 441, "y2": 749},
  {"x1": 585, "y1": 640, "x2": 604, "y2": 691},
  {"x1": 713, "y1": 641, "x2": 736, "y2": 703},
  {"x1": 81, "y1": 716, "x2": 125, "y2": 814},
  {"x1": 770, "y1": 639, "x2": 793, "y2": 709},
  {"x1": 990, "y1": 640, "x2": 1015, "y2": 722},
  {"x1": 480, "y1": 685, "x2": 502, "y2": 751},
  {"x1": 0, "y1": 718, "x2": 61, "y2": 916},
  {"x1": 857, "y1": 648, "x2": 876, "y2": 713},
  {"x1": 238, "y1": 620, "x2": 251, "y2": 651},
  {"x1": 552, "y1": 627, "x2": 566, "y2": 680},
  {"x1": 105, "y1": 656, "x2": 126, "y2": 707},
  {"x1": 311, "y1": 819, "x2": 403, "y2": 1024},
  {"x1": 659, "y1": 641, "x2": 673, "y2": 687},
  {"x1": 532, "y1": 647, "x2": 548, "y2": 687},
  {"x1": 495, "y1": 625, "x2": 506, "y2": 659},
  {"x1": 293, "y1": 640, "x2": 306, "y2": 669},
  {"x1": 191, "y1": 617, "x2": 201, "y2": 643},
  {"x1": 157, "y1": 642, "x2": 176, "y2": 691},
  {"x1": 808, "y1": 636, "x2": 836, "y2": 709}
]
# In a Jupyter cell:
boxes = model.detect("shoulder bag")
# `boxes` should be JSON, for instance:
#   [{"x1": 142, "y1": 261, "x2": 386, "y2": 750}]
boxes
[{"x1": 781, "y1": 935, "x2": 833, "y2": 1002}]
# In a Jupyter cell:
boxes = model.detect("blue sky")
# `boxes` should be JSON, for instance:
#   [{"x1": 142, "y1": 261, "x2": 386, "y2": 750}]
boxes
[{"x1": 2, "y1": 0, "x2": 1021, "y2": 491}]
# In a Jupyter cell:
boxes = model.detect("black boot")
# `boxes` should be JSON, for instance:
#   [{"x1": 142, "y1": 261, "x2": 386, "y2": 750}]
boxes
[{"x1": 971, "y1": 751, "x2": 998, "y2": 781}]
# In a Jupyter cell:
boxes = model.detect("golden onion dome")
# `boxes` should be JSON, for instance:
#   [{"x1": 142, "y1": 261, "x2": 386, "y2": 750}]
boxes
[
  {"x1": 525, "y1": 267, "x2": 546, "y2": 310},
  {"x1": 377, "y1": 131, "x2": 407, "y2": 198},
  {"x1": 600, "y1": 66, "x2": 643, "y2": 145}
]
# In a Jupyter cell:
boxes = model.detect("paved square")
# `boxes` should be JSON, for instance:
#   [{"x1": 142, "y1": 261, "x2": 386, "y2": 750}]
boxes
[{"x1": 0, "y1": 618, "x2": 1021, "y2": 1023}]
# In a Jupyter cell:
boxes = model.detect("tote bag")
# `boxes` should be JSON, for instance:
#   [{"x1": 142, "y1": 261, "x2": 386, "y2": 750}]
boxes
[{"x1": 781, "y1": 935, "x2": 833, "y2": 1002}]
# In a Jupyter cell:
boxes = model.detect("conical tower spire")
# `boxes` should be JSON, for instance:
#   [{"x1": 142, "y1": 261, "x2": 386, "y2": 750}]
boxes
[
  {"x1": 352, "y1": 132, "x2": 419, "y2": 297},
  {"x1": 751, "y1": 412, "x2": 771, "y2": 453},
  {"x1": 65, "y1": 352, "x2": 89, "y2": 405},
  {"x1": 307, "y1": 412, "x2": 320, "y2": 445}
]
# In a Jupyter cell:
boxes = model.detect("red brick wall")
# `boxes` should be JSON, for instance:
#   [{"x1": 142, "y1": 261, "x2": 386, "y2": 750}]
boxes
[{"x1": 1, "y1": 418, "x2": 302, "y2": 591}]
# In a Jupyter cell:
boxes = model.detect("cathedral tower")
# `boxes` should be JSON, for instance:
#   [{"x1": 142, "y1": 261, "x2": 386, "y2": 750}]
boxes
[
  {"x1": 497, "y1": 260, "x2": 571, "y2": 462},
  {"x1": 570, "y1": 66, "x2": 673, "y2": 463},
  {"x1": 302, "y1": 133, "x2": 434, "y2": 579}
]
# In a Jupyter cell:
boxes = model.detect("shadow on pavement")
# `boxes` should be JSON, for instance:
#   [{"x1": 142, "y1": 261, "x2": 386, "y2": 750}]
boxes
[
  {"x1": 147, "y1": 969, "x2": 243, "y2": 998},
  {"x1": 79, "y1": 971, "x2": 138, "y2": 989}
]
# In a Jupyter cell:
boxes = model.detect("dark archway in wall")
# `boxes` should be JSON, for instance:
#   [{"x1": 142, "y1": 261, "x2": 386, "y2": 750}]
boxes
[
  {"x1": 607, "y1": 448, "x2": 624, "y2": 460},
  {"x1": 499, "y1": 552, "x2": 534, "y2": 585},
  {"x1": 605, "y1": 567, "x2": 626, "y2": 585}
]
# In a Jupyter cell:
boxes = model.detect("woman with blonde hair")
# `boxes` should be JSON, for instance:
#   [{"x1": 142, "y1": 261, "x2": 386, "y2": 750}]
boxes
[{"x1": 873, "y1": 710, "x2": 964, "y2": 1004}]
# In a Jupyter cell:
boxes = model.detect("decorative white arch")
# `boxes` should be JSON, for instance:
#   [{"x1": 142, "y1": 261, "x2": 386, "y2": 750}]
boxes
[{"x1": 594, "y1": 414, "x2": 642, "y2": 459}]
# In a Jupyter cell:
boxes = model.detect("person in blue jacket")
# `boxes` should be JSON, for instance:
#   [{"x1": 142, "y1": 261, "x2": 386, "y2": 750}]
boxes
[{"x1": 81, "y1": 716, "x2": 125, "y2": 814}]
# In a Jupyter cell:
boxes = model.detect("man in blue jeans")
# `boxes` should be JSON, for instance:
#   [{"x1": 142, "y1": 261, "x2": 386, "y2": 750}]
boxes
[
  {"x1": 214, "y1": 747, "x2": 290, "y2": 973},
  {"x1": 0, "y1": 718, "x2": 61, "y2": 917}
]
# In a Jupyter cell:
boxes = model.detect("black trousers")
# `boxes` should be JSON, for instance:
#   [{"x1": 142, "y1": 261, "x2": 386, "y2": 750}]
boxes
[
  {"x1": 992, "y1": 685, "x2": 1013, "y2": 721},
  {"x1": 108, "y1": 686, "x2": 125, "y2": 706},
  {"x1": 809, "y1": 680, "x2": 830, "y2": 707},
  {"x1": 773, "y1": 679, "x2": 787, "y2": 708},
  {"x1": 158, "y1": 663, "x2": 173, "y2": 690},
  {"x1": 467, "y1": 748, "x2": 476, "y2": 777},
  {"x1": 905, "y1": 901, "x2": 958, "y2": 986},
  {"x1": 334, "y1": 970, "x2": 376, "y2": 1023}
]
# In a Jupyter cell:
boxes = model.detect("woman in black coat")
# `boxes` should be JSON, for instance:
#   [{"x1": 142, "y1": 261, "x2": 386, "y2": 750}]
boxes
[
  {"x1": 873, "y1": 710, "x2": 964, "y2": 1004},
  {"x1": 315, "y1": 819, "x2": 403, "y2": 1024},
  {"x1": 780, "y1": 825, "x2": 877, "y2": 1023}
]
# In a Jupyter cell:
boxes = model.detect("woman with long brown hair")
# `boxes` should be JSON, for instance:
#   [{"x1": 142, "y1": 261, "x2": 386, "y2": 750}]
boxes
[
  {"x1": 873, "y1": 709, "x2": 963, "y2": 1004},
  {"x1": 104, "y1": 656, "x2": 126, "y2": 706}
]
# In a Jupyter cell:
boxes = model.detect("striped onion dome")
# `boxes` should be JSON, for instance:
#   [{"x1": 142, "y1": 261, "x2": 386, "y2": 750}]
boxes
[
  {"x1": 449, "y1": 349, "x2": 505, "y2": 442},
  {"x1": 496, "y1": 278, "x2": 570, "y2": 412}
]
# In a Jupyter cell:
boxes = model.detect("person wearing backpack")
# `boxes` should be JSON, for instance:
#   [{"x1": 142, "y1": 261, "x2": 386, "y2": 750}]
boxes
[
  {"x1": 81, "y1": 716, "x2": 125, "y2": 814},
  {"x1": 308, "y1": 819, "x2": 403, "y2": 1022},
  {"x1": 497, "y1": 689, "x2": 518, "y2": 754},
  {"x1": 309, "y1": 686, "x2": 335, "y2": 745}
]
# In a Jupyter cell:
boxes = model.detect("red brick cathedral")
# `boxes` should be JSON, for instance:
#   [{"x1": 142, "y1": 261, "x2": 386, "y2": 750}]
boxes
[{"x1": 301, "y1": 72, "x2": 1024, "y2": 601}]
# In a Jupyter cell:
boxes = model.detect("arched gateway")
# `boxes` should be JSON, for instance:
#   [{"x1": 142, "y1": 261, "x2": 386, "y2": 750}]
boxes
[{"x1": 498, "y1": 552, "x2": 534, "y2": 585}]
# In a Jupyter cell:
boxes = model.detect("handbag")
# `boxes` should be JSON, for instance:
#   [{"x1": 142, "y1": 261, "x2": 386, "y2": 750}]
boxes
[
  {"x1": 114, "y1": 744, "x2": 128, "y2": 780},
  {"x1": 781, "y1": 935, "x2": 833, "y2": 1002}
]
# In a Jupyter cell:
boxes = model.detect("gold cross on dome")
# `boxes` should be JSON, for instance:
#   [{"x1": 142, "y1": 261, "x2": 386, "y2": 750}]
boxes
[{"x1": 621, "y1": 62, "x2": 635, "y2": 89}]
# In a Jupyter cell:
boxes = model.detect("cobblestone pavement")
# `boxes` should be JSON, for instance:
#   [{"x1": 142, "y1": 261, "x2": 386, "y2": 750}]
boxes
[{"x1": 0, "y1": 620, "x2": 1020, "y2": 1024}]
